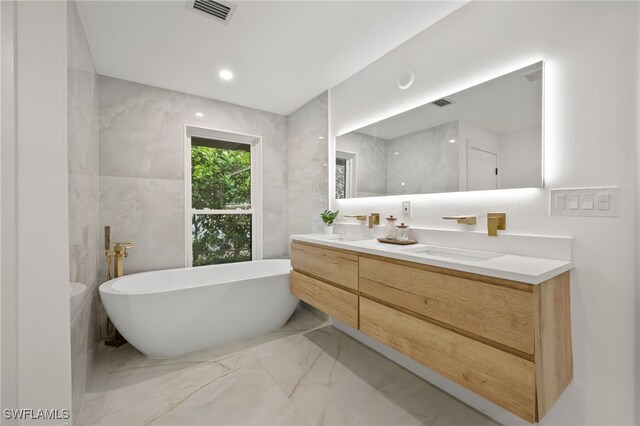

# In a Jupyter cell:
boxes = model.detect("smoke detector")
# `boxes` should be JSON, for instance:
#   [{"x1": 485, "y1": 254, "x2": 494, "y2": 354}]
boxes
[{"x1": 187, "y1": 0, "x2": 237, "y2": 24}]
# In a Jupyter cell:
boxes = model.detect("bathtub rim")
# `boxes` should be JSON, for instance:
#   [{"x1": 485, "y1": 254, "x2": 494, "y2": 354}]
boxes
[{"x1": 99, "y1": 259, "x2": 292, "y2": 296}]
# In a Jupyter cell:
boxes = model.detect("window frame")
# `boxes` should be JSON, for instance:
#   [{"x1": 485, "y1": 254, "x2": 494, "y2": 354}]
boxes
[
  {"x1": 184, "y1": 124, "x2": 263, "y2": 267},
  {"x1": 335, "y1": 150, "x2": 357, "y2": 199}
]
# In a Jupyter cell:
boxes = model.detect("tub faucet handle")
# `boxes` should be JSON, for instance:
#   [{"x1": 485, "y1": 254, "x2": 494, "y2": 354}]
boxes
[{"x1": 115, "y1": 242, "x2": 135, "y2": 257}]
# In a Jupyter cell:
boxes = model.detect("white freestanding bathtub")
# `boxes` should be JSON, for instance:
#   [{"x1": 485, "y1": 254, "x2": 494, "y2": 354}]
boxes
[{"x1": 99, "y1": 259, "x2": 298, "y2": 358}]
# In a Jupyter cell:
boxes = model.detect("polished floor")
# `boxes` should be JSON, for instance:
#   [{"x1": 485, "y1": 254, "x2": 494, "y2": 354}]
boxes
[{"x1": 78, "y1": 308, "x2": 499, "y2": 425}]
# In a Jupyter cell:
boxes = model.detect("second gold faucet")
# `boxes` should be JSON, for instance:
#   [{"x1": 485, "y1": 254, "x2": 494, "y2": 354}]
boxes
[{"x1": 344, "y1": 213, "x2": 380, "y2": 228}]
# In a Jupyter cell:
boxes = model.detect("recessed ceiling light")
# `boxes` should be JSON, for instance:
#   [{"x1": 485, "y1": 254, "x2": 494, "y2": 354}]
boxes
[
  {"x1": 393, "y1": 152, "x2": 399, "y2": 155},
  {"x1": 195, "y1": 112, "x2": 204, "y2": 117},
  {"x1": 219, "y1": 70, "x2": 233, "y2": 81},
  {"x1": 318, "y1": 136, "x2": 325, "y2": 140},
  {"x1": 449, "y1": 139, "x2": 456, "y2": 143}
]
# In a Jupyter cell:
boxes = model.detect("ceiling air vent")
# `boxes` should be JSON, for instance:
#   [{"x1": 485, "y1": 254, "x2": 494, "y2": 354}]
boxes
[
  {"x1": 521, "y1": 68, "x2": 543, "y2": 83},
  {"x1": 431, "y1": 98, "x2": 454, "y2": 108},
  {"x1": 187, "y1": 0, "x2": 237, "y2": 24}
]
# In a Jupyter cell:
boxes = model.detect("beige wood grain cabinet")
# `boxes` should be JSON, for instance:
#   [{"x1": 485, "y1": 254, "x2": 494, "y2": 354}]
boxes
[{"x1": 290, "y1": 241, "x2": 573, "y2": 423}]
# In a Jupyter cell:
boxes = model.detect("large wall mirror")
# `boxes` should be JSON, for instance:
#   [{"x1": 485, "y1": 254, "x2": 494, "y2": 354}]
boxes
[{"x1": 335, "y1": 61, "x2": 543, "y2": 199}]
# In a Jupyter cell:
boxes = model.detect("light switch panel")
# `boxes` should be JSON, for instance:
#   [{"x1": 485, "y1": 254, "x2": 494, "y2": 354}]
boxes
[{"x1": 550, "y1": 186, "x2": 618, "y2": 217}]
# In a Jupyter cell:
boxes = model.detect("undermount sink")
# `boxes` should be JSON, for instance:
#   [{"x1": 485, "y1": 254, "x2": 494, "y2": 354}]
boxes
[
  {"x1": 400, "y1": 245, "x2": 504, "y2": 263},
  {"x1": 326, "y1": 234, "x2": 371, "y2": 242}
]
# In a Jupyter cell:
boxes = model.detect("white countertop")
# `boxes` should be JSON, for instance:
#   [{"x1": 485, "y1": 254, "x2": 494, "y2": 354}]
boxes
[{"x1": 291, "y1": 234, "x2": 573, "y2": 285}]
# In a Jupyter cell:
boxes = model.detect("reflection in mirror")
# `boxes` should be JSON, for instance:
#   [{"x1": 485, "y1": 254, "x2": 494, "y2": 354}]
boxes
[{"x1": 335, "y1": 61, "x2": 543, "y2": 199}]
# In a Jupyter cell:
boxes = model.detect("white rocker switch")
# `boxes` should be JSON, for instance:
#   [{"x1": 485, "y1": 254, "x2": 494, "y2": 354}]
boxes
[
  {"x1": 568, "y1": 194, "x2": 580, "y2": 210},
  {"x1": 582, "y1": 193, "x2": 594, "y2": 210},
  {"x1": 598, "y1": 193, "x2": 610, "y2": 210}
]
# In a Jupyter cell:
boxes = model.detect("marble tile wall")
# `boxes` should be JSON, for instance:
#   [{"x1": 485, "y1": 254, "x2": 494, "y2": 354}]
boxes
[
  {"x1": 336, "y1": 131, "x2": 388, "y2": 197},
  {"x1": 98, "y1": 76, "x2": 289, "y2": 278},
  {"x1": 286, "y1": 92, "x2": 329, "y2": 236},
  {"x1": 67, "y1": 0, "x2": 100, "y2": 421},
  {"x1": 387, "y1": 121, "x2": 459, "y2": 195}
]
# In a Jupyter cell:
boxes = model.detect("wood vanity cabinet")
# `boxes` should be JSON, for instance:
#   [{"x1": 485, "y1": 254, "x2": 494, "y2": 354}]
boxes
[{"x1": 290, "y1": 241, "x2": 572, "y2": 423}]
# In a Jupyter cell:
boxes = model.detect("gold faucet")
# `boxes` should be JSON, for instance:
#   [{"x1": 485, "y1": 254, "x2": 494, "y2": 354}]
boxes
[
  {"x1": 104, "y1": 226, "x2": 135, "y2": 279},
  {"x1": 344, "y1": 213, "x2": 380, "y2": 228},
  {"x1": 443, "y1": 215, "x2": 477, "y2": 225},
  {"x1": 487, "y1": 213, "x2": 506, "y2": 237},
  {"x1": 368, "y1": 213, "x2": 380, "y2": 229},
  {"x1": 113, "y1": 242, "x2": 135, "y2": 278},
  {"x1": 104, "y1": 227, "x2": 134, "y2": 348},
  {"x1": 344, "y1": 214, "x2": 367, "y2": 221}
]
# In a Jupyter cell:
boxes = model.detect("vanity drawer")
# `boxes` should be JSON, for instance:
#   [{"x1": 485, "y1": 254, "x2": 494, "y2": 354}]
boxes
[
  {"x1": 359, "y1": 257, "x2": 534, "y2": 354},
  {"x1": 291, "y1": 242, "x2": 359, "y2": 291},
  {"x1": 359, "y1": 298, "x2": 536, "y2": 422},
  {"x1": 290, "y1": 271, "x2": 358, "y2": 328}
]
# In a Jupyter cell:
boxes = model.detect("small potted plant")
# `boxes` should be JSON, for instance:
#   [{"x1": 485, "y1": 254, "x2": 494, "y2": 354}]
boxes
[{"x1": 320, "y1": 210, "x2": 340, "y2": 234}]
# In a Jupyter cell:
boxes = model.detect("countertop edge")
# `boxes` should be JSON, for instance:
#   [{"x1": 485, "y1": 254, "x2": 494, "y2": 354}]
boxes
[{"x1": 291, "y1": 234, "x2": 574, "y2": 285}]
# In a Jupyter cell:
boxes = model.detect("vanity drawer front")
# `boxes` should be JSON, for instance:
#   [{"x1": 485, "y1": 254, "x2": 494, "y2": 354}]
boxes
[
  {"x1": 359, "y1": 257, "x2": 534, "y2": 354},
  {"x1": 291, "y1": 242, "x2": 359, "y2": 291},
  {"x1": 290, "y1": 271, "x2": 358, "y2": 328},
  {"x1": 359, "y1": 298, "x2": 536, "y2": 422}
]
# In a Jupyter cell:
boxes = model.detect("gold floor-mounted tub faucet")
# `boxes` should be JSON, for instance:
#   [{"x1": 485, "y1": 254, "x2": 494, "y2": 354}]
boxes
[
  {"x1": 112, "y1": 242, "x2": 135, "y2": 278},
  {"x1": 104, "y1": 226, "x2": 134, "y2": 347},
  {"x1": 104, "y1": 226, "x2": 135, "y2": 280}
]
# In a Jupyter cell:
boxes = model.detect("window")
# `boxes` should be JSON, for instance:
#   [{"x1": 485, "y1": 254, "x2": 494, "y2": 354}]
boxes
[
  {"x1": 185, "y1": 126, "x2": 262, "y2": 266},
  {"x1": 335, "y1": 157, "x2": 347, "y2": 199},
  {"x1": 335, "y1": 150, "x2": 356, "y2": 199}
]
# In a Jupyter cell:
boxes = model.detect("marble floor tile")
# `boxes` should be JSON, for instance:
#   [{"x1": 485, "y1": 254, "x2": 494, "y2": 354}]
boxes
[
  {"x1": 242, "y1": 306, "x2": 327, "y2": 350},
  {"x1": 112, "y1": 339, "x2": 250, "y2": 373},
  {"x1": 78, "y1": 308, "x2": 498, "y2": 426},
  {"x1": 149, "y1": 362, "x2": 296, "y2": 425}
]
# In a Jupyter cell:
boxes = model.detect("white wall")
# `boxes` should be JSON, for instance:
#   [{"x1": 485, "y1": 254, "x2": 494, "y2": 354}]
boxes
[
  {"x1": 636, "y1": 5, "x2": 640, "y2": 421},
  {"x1": 498, "y1": 127, "x2": 542, "y2": 189},
  {"x1": 636, "y1": 0, "x2": 640, "y2": 414},
  {"x1": 13, "y1": 1, "x2": 72, "y2": 422},
  {"x1": 67, "y1": 0, "x2": 100, "y2": 420},
  {"x1": 330, "y1": 2, "x2": 638, "y2": 425},
  {"x1": 0, "y1": 0, "x2": 18, "y2": 420}
]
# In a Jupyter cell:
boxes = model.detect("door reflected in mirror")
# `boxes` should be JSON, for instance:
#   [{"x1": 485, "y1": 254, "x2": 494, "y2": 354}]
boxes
[{"x1": 335, "y1": 61, "x2": 543, "y2": 199}]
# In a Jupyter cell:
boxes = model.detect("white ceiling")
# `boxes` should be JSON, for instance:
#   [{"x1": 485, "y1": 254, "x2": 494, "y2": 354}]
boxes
[
  {"x1": 352, "y1": 61, "x2": 543, "y2": 140},
  {"x1": 77, "y1": 1, "x2": 466, "y2": 115}
]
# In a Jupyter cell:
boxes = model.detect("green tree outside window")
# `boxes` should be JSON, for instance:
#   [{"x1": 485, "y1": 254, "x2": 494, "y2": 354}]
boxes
[{"x1": 191, "y1": 142, "x2": 252, "y2": 266}]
